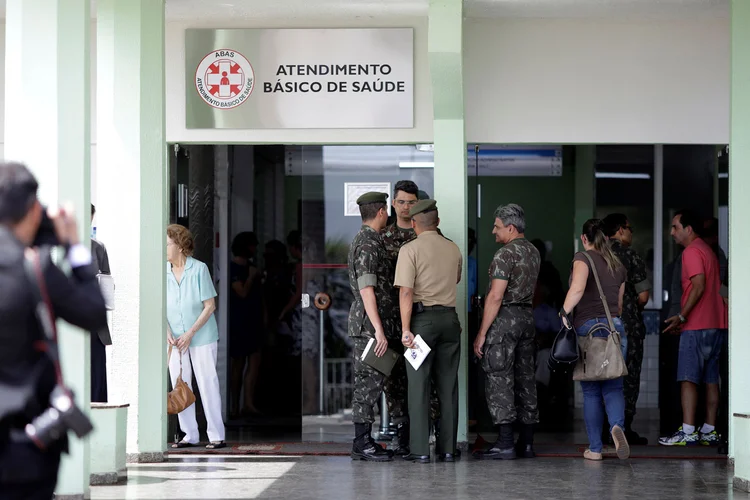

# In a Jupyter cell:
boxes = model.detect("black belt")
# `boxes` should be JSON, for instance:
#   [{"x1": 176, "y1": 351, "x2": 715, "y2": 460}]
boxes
[
  {"x1": 413, "y1": 304, "x2": 455, "y2": 315},
  {"x1": 504, "y1": 303, "x2": 532, "y2": 308}
]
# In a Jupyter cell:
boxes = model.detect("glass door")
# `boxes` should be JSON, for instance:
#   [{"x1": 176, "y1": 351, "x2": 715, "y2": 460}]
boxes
[{"x1": 297, "y1": 145, "x2": 434, "y2": 442}]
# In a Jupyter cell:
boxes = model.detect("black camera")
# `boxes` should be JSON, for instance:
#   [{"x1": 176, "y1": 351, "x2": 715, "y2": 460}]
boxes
[
  {"x1": 32, "y1": 208, "x2": 60, "y2": 247},
  {"x1": 25, "y1": 386, "x2": 93, "y2": 450}
]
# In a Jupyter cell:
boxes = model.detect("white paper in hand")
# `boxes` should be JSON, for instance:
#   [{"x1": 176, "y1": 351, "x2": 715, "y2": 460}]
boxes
[{"x1": 404, "y1": 335, "x2": 431, "y2": 370}]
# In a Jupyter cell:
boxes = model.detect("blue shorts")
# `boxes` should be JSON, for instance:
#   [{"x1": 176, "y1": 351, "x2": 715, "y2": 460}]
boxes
[{"x1": 677, "y1": 329, "x2": 726, "y2": 384}]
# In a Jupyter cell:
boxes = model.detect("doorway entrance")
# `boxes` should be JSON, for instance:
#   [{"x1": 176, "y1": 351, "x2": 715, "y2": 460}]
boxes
[{"x1": 168, "y1": 144, "x2": 435, "y2": 444}]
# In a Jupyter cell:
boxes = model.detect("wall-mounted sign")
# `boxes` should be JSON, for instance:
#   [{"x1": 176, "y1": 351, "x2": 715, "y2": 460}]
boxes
[
  {"x1": 186, "y1": 29, "x2": 414, "y2": 129},
  {"x1": 344, "y1": 182, "x2": 392, "y2": 217}
]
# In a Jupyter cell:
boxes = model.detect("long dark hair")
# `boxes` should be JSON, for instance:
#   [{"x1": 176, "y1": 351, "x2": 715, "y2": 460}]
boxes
[{"x1": 582, "y1": 218, "x2": 622, "y2": 275}]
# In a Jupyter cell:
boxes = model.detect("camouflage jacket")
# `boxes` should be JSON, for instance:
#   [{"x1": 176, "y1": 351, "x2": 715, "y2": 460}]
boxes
[
  {"x1": 486, "y1": 238, "x2": 541, "y2": 344},
  {"x1": 382, "y1": 222, "x2": 416, "y2": 266},
  {"x1": 610, "y1": 240, "x2": 651, "y2": 338},
  {"x1": 347, "y1": 225, "x2": 397, "y2": 340}
]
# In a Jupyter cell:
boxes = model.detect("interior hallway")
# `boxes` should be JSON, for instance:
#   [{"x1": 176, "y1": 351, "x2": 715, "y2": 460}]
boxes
[{"x1": 90, "y1": 455, "x2": 737, "y2": 500}]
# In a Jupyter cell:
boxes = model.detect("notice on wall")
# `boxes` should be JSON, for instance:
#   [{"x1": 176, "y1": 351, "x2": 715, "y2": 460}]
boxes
[{"x1": 185, "y1": 28, "x2": 414, "y2": 129}]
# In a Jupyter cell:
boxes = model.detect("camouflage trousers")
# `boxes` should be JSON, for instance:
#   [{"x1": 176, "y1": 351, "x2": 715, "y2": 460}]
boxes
[
  {"x1": 624, "y1": 332, "x2": 645, "y2": 419},
  {"x1": 386, "y1": 338, "x2": 440, "y2": 422},
  {"x1": 351, "y1": 337, "x2": 387, "y2": 424},
  {"x1": 481, "y1": 325, "x2": 539, "y2": 425}
]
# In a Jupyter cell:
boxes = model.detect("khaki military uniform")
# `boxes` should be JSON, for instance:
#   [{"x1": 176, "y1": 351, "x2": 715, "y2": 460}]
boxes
[
  {"x1": 348, "y1": 225, "x2": 402, "y2": 424},
  {"x1": 483, "y1": 238, "x2": 541, "y2": 425},
  {"x1": 382, "y1": 222, "x2": 440, "y2": 423},
  {"x1": 395, "y1": 224, "x2": 462, "y2": 457}
]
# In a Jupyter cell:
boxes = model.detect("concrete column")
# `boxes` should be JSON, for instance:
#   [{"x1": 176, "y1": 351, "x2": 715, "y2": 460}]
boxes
[
  {"x1": 96, "y1": 0, "x2": 167, "y2": 462},
  {"x1": 428, "y1": 0, "x2": 468, "y2": 445},
  {"x1": 730, "y1": 0, "x2": 750, "y2": 488},
  {"x1": 573, "y1": 146, "x2": 596, "y2": 250},
  {"x1": 5, "y1": 1, "x2": 91, "y2": 497}
]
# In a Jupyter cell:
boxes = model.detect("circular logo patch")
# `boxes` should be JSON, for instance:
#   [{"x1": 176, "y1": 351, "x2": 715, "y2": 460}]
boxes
[{"x1": 195, "y1": 49, "x2": 255, "y2": 109}]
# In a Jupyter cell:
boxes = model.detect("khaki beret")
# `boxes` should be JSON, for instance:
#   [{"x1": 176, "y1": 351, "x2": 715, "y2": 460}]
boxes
[
  {"x1": 417, "y1": 190, "x2": 430, "y2": 200},
  {"x1": 356, "y1": 191, "x2": 388, "y2": 206},
  {"x1": 409, "y1": 199, "x2": 438, "y2": 217}
]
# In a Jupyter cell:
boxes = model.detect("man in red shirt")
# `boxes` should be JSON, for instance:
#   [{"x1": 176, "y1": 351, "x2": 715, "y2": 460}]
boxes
[{"x1": 660, "y1": 210, "x2": 727, "y2": 446}]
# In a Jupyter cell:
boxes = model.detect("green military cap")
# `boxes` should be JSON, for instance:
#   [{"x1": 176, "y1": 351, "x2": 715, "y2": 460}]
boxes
[
  {"x1": 409, "y1": 199, "x2": 437, "y2": 217},
  {"x1": 356, "y1": 191, "x2": 388, "y2": 206},
  {"x1": 417, "y1": 190, "x2": 430, "y2": 200}
]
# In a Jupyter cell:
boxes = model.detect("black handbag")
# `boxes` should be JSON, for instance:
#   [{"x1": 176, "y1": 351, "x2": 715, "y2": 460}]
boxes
[{"x1": 547, "y1": 310, "x2": 579, "y2": 373}]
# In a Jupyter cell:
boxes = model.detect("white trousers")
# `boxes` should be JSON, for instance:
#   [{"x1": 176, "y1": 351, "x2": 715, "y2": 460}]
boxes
[{"x1": 168, "y1": 341, "x2": 226, "y2": 443}]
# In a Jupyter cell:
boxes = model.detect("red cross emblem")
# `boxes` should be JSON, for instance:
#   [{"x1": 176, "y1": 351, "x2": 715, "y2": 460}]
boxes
[{"x1": 205, "y1": 59, "x2": 244, "y2": 98}]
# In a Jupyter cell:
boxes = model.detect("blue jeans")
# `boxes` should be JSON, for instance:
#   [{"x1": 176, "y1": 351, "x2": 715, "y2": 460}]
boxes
[{"x1": 578, "y1": 317, "x2": 627, "y2": 453}]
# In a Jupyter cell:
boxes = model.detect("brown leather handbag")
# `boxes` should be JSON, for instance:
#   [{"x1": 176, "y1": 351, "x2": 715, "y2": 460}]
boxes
[
  {"x1": 572, "y1": 253, "x2": 629, "y2": 382},
  {"x1": 167, "y1": 346, "x2": 196, "y2": 415}
]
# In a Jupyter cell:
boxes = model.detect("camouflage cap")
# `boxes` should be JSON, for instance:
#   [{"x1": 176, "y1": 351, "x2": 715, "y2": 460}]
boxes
[
  {"x1": 417, "y1": 190, "x2": 430, "y2": 200},
  {"x1": 356, "y1": 191, "x2": 388, "y2": 206},
  {"x1": 409, "y1": 199, "x2": 437, "y2": 217}
]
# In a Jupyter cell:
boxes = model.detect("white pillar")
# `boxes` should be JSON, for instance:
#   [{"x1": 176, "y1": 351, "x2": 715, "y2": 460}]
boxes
[
  {"x1": 5, "y1": 1, "x2": 91, "y2": 498},
  {"x1": 96, "y1": 0, "x2": 167, "y2": 461}
]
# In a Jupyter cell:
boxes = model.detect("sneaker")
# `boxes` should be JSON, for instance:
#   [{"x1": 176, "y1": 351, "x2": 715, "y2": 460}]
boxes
[
  {"x1": 658, "y1": 427, "x2": 700, "y2": 446},
  {"x1": 583, "y1": 449, "x2": 603, "y2": 461},
  {"x1": 699, "y1": 430, "x2": 720, "y2": 446}
]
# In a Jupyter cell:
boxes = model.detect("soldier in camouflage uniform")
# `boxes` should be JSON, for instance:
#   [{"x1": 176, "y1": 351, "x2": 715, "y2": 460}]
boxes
[
  {"x1": 348, "y1": 192, "x2": 397, "y2": 462},
  {"x1": 382, "y1": 181, "x2": 440, "y2": 455},
  {"x1": 603, "y1": 214, "x2": 651, "y2": 445},
  {"x1": 473, "y1": 204, "x2": 541, "y2": 460}
]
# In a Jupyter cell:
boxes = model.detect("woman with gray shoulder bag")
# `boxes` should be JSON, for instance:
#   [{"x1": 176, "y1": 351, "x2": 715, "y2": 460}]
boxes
[{"x1": 560, "y1": 219, "x2": 630, "y2": 461}]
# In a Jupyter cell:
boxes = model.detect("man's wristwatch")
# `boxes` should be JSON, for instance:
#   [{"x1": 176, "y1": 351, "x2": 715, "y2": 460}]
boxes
[{"x1": 678, "y1": 314, "x2": 687, "y2": 324}]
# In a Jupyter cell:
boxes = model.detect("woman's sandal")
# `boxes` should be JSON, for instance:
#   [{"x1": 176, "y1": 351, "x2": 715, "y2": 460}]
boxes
[
  {"x1": 171, "y1": 441, "x2": 196, "y2": 449},
  {"x1": 206, "y1": 441, "x2": 227, "y2": 450}
]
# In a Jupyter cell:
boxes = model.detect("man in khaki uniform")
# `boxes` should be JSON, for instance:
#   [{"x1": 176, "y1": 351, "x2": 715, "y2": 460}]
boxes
[{"x1": 395, "y1": 199, "x2": 463, "y2": 463}]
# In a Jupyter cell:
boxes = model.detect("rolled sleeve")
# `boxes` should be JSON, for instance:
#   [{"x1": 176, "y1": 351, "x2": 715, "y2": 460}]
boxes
[
  {"x1": 358, "y1": 274, "x2": 377, "y2": 290},
  {"x1": 634, "y1": 278, "x2": 652, "y2": 294},
  {"x1": 198, "y1": 263, "x2": 218, "y2": 302}
]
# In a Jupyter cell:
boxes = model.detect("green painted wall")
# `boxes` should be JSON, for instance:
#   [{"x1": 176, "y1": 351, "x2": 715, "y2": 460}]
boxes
[{"x1": 469, "y1": 165, "x2": 576, "y2": 295}]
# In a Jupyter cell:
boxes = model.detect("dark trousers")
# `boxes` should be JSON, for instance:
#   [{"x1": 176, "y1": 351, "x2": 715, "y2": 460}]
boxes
[
  {"x1": 406, "y1": 309, "x2": 461, "y2": 456},
  {"x1": 0, "y1": 441, "x2": 60, "y2": 500},
  {"x1": 91, "y1": 333, "x2": 108, "y2": 403},
  {"x1": 624, "y1": 333, "x2": 645, "y2": 419}
]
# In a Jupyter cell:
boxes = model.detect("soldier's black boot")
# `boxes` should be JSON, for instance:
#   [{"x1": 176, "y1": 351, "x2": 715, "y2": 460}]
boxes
[
  {"x1": 394, "y1": 420, "x2": 410, "y2": 456},
  {"x1": 351, "y1": 423, "x2": 393, "y2": 462},
  {"x1": 475, "y1": 424, "x2": 516, "y2": 460},
  {"x1": 624, "y1": 415, "x2": 649, "y2": 445},
  {"x1": 515, "y1": 423, "x2": 536, "y2": 458}
]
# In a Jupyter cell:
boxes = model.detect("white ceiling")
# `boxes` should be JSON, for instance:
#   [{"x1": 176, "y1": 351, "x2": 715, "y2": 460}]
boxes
[{"x1": 0, "y1": 0, "x2": 730, "y2": 20}]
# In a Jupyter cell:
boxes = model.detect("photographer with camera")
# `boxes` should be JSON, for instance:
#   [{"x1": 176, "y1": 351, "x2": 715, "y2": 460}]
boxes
[{"x1": 0, "y1": 162, "x2": 108, "y2": 499}]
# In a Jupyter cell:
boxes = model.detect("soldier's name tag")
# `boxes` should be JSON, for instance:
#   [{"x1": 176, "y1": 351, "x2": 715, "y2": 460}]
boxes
[{"x1": 405, "y1": 335, "x2": 431, "y2": 371}]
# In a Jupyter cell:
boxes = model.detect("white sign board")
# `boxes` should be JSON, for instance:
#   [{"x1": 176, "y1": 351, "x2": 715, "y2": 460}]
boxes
[
  {"x1": 185, "y1": 29, "x2": 414, "y2": 129},
  {"x1": 344, "y1": 183, "x2": 391, "y2": 217}
]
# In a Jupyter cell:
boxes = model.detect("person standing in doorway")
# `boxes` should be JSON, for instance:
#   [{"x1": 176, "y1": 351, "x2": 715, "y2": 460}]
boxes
[
  {"x1": 228, "y1": 231, "x2": 263, "y2": 418},
  {"x1": 660, "y1": 210, "x2": 727, "y2": 446},
  {"x1": 603, "y1": 213, "x2": 651, "y2": 445},
  {"x1": 381, "y1": 180, "x2": 420, "y2": 455},
  {"x1": 90, "y1": 204, "x2": 112, "y2": 403},
  {"x1": 348, "y1": 192, "x2": 396, "y2": 462},
  {"x1": 397, "y1": 199, "x2": 463, "y2": 463},
  {"x1": 473, "y1": 204, "x2": 541, "y2": 460},
  {"x1": 166, "y1": 224, "x2": 226, "y2": 450}
]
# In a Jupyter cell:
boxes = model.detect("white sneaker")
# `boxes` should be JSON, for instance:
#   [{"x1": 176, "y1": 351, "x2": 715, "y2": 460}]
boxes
[{"x1": 658, "y1": 426, "x2": 700, "y2": 446}]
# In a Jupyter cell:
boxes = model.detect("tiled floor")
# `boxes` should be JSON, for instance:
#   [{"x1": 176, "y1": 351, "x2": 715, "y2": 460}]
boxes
[{"x1": 90, "y1": 454, "x2": 742, "y2": 500}]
